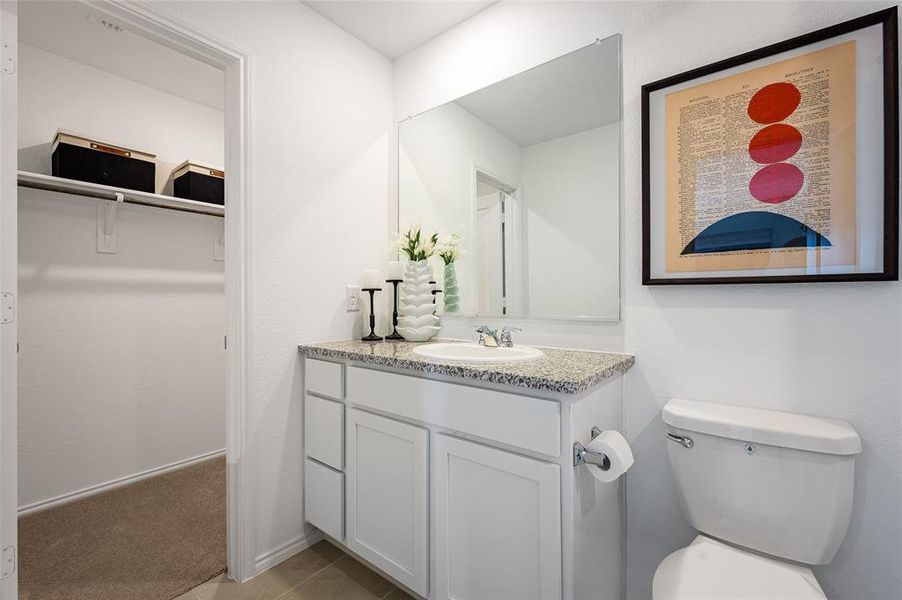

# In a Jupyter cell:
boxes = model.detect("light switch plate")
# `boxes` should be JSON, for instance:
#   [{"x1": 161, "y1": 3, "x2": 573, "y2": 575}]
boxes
[{"x1": 346, "y1": 285, "x2": 361, "y2": 311}]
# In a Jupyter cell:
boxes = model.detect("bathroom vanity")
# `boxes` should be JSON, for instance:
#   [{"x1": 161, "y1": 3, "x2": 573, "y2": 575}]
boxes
[{"x1": 298, "y1": 340, "x2": 634, "y2": 600}]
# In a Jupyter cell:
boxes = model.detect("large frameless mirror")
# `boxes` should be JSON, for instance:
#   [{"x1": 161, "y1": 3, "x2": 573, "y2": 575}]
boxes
[{"x1": 398, "y1": 34, "x2": 622, "y2": 321}]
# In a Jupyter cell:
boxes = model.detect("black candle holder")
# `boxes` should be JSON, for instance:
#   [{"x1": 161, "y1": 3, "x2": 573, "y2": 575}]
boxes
[
  {"x1": 361, "y1": 287, "x2": 382, "y2": 342},
  {"x1": 430, "y1": 281, "x2": 443, "y2": 315},
  {"x1": 385, "y1": 279, "x2": 404, "y2": 340}
]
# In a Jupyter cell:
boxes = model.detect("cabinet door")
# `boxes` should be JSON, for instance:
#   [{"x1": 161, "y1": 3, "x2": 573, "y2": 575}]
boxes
[
  {"x1": 434, "y1": 435, "x2": 562, "y2": 600},
  {"x1": 346, "y1": 408, "x2": 428, "y2": 596}
]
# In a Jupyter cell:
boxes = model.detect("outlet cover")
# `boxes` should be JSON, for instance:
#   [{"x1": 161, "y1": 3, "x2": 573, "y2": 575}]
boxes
[{"x1": 346, "y1": 285, "x2": 361, "y2": 312}]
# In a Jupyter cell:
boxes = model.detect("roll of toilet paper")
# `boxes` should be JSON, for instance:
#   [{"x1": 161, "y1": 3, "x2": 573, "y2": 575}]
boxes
[{"x1": 585, "y1": 430, "x2": 634, "y2": 483}]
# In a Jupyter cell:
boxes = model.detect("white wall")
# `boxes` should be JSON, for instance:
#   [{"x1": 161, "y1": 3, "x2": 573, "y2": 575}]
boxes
[
  {"x1": 399, "y1": 101, "x2": 522, "y2": 314},
  {"x1": 522, "y1": 124, "x2": 619, "y2": 319},
  {"x1": 17, "y1": 191, "x2": 225, "y2": 508},
  {"x1": 394, "y1": 2, "x2": 901, "y2": 599},
  {"x1": 151, "y1": 1, "x2": 394, "y2": 566},
  {"x1": 17, "y1": 43, "x2": 225, "y2": 509}
]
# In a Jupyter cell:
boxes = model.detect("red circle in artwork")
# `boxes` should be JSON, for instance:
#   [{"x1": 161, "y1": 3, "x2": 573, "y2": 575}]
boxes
[
  {"x1": 749, "y1": 163, "x2": 804, "y2": 204},
  {"x1": 748, "y1": 124, "x2": 803, "y2": 164},
  {"x1": 747, "y1": 82, "x2": 801, "y2": 124}
]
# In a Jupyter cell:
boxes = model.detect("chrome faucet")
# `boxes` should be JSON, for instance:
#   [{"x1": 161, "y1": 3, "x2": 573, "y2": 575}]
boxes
[
  {"x1": 475, "y1": 325, "x2": 521, "y2": 348},
  {"x1": 474, "y1": 325, "x2": 500, "y2": 347}
]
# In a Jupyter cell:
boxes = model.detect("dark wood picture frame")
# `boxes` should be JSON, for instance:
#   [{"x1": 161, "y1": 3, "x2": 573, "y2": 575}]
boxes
[{"x1": 642, "y1": 7, "x2": 898, "y2": 285}]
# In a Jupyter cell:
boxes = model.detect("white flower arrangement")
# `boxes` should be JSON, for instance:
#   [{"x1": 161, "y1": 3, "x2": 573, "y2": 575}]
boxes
[
  {"x1": 396, "y1": 225, "x2": 438, "y2": 262},
  {"x1": 436, "y1": 231, "x2": 463, "y2": 265}
]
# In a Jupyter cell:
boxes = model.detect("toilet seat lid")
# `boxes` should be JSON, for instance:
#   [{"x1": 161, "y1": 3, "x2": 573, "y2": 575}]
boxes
[{"x1": 653, "y1": 536, "x2": 826, "y2": 600}]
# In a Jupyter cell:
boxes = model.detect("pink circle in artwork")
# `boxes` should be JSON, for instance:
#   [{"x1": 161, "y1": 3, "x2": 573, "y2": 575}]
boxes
[
  {"x1": 749, "y1": 163, "x2": 804, "y2": 204},
  {"x1": 747, "y1": 82, "x2": 801, "y2": 124},
  {"x1": 748, "y1": 123, "x2": 803, "y2": 164}
]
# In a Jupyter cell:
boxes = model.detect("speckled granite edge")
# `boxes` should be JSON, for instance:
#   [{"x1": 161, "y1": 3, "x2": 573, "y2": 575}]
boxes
[{"x1": 298, "y1": 340, "x2": 634, "y2": 395}]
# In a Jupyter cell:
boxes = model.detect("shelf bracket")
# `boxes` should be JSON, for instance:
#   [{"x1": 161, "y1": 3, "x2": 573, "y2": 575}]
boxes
[{"x1": 96, "y1": 192, "x2": 124, "y2": 254}]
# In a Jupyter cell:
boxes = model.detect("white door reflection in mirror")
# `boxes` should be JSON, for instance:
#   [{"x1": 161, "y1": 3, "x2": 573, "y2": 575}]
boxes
[
  {"x1": 398, "y1": 34, "x2": 621, "y2": 321},
  {"x1": 475, "y1": 170, "x2": 516, "y2": 316},
  {"x1": 476, "y1": 191, "x2": 503, "y2": 315}
]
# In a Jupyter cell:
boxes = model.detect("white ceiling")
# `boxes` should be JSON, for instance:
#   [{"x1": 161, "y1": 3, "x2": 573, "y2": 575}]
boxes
[
  {"x1": 18, "y1": 1, "x2": 224, "y2": 111},
  {"x1": 304, "y1": 1, "x2": 496, "y2": 59},
  {"x1": 455, "y1": 36, "x2": 621, "y2": 147}
]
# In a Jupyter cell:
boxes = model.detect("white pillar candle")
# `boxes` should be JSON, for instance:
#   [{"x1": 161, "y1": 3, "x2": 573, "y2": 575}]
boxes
[
  {"x1": 387, "y1": 261, "x2": 403, "y2": 280},
  {"x1": 362, "y1": 269, "x2": 381, "y2": 289}
]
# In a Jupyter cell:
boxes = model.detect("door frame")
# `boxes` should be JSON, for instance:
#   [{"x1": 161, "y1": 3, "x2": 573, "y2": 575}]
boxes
[
  {"x1": 0, "y1": 2, "x2": 19, "y2": 597},
  {"x1": 2, "y1": 0, "x2": 257, "y2": 586},
  {"x1": 96, "y1": 1, "x2": 256, "y2": 583}
]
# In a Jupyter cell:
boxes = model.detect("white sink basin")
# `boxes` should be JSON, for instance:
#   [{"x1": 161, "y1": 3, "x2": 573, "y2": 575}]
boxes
[{"x1": 413, "y1": 342, "x2": 544, "y2": 364}]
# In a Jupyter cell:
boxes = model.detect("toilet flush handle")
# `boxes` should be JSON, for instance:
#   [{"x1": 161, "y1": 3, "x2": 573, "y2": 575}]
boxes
[{"x1": 665, "y1": 432, "x2": 694, "y2": 449}]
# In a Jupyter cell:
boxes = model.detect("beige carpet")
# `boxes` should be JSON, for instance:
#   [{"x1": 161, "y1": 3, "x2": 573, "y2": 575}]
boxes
[{"x1": 19, "y1": 456, "x2": 226, "y2": 600}]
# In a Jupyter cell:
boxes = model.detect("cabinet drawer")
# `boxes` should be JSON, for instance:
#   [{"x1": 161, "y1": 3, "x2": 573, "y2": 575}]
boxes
[
  {"x1": 305, "y1": 358, "x2": 344, "y2": 399},
  {"x1": 305, "y1": 394, "x2": 344, "y2": 470},
  {"x1": 304, "y1": 459, "x2": 344, "y2": 541},
  {"x1": 347, "y1": 366, "x2": 560, "y2": 457}
]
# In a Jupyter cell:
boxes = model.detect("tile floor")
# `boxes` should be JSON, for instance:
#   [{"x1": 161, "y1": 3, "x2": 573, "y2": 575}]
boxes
[{"x1": 175, "y1": 540, "x2": 414, "y2": 600}]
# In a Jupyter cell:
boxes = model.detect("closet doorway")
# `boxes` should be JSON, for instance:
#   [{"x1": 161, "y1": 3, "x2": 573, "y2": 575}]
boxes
[{"x1": 0, "y1": 2, "x2": 253, "y2": 598}]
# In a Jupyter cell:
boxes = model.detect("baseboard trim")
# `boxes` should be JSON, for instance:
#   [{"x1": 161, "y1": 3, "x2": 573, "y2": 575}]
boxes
[
  {"x1": 18, "y1": 448, "x2": 226, "y2": 516},
  {"x1": 254, "y1": 530, "x2": 324, "y2": 576}
]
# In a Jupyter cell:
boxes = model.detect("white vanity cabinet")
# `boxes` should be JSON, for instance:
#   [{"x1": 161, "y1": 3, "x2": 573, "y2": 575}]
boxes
[
  {"x1": 302, "y1": 354, "x2": 628, "y2": 600},
  {"x1": 433, "y1": 434, "x2": 562, "y2": 600},
  {"x1": 345, "y1": 408, "x2": 429, "y2": 596}
]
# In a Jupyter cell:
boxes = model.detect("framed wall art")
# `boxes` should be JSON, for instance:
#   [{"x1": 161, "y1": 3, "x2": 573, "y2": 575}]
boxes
[{"x1": 642, "y1": 8, "x2": 898, "y2": 284}]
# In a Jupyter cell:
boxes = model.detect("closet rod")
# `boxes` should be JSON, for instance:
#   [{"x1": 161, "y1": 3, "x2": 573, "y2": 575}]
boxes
[{"x1": 17, "y1": 171, "x2": 225, "y2": 218}]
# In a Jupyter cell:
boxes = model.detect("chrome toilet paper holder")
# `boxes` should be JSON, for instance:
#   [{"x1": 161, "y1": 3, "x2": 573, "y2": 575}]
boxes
[{"x1": 573, "y1": 426, "x2": 611, "y2": 470}]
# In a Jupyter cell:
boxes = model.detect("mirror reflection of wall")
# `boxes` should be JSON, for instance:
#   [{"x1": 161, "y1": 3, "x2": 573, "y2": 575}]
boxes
[{"x1": 398, "y1": 34, "x2": 622, "y2": 321}]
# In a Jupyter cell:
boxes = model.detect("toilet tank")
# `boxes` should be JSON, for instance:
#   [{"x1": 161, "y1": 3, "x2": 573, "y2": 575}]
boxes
[{"x1": 662, "y1": 399, "x2": 861, "y2": 565}]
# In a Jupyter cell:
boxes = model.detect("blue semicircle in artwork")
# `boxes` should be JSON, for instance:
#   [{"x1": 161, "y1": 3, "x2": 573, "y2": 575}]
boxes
[{"x1": 681, "y1": 211, "x2": 832, "y2": 255}]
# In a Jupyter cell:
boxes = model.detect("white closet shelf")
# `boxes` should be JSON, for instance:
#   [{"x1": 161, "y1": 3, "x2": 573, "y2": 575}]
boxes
[{"x1": 17, "y1": 171, "x2": 224, "y2": 217}]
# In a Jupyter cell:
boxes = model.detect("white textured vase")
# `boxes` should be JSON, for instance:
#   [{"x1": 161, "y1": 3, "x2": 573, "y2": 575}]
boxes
[{"x1": 397, "y1": 259, "x2": 440, "y2": 342}]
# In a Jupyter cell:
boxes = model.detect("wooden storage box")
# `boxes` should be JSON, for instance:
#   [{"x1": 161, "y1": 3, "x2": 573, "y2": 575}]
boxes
[
  {"x1": 51, "y1": 130, "x2": 156, "y2": 193},
  {"x1": 172, "y1": 161, "x2": 224, "y2": 206}
]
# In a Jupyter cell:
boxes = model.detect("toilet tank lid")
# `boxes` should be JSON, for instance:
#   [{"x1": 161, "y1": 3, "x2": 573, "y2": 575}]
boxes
[{"x1": 663, "y1": 399, "x2": 861, "y2": 455}]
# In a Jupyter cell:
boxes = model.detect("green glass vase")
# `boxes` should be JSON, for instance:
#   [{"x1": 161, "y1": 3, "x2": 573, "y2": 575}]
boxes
[{"x1": 443, "y1": 262, "x2": 460, "y2": 313}]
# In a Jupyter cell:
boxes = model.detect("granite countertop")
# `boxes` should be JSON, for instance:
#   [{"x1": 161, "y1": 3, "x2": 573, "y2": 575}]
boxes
[{"x1": 298, "y1": 339, "x2": 634, "y2": 395}]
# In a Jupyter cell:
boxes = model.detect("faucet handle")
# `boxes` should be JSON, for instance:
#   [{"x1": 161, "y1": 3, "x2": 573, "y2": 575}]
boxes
[{"x1": 499, "y1": 326, "x2": 521, "y2": 347}]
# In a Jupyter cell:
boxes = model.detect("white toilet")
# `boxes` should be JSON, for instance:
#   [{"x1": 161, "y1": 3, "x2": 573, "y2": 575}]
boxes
[{"x1": 653, "y1": 398, "x2": 862, "y2": 599}]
